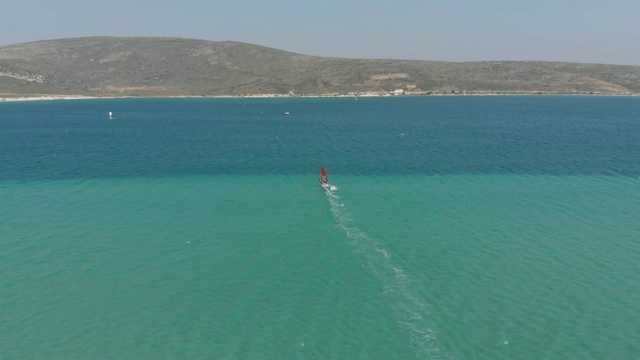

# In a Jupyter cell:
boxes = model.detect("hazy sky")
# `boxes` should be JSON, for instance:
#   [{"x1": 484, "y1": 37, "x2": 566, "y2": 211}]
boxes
[{"x1": 1, "y1": 0, "x2": 639, "y2": 65}]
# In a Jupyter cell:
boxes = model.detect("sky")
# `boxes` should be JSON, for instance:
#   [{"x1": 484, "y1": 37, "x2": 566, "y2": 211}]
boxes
[{"x1": 1, "y1": 0, "x2": 639, "y2": 65}]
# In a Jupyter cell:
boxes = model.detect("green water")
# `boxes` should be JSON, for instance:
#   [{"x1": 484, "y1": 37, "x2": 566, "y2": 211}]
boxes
[{"x1": 2, "y1": 175, "x2": 639, "y2": 359}]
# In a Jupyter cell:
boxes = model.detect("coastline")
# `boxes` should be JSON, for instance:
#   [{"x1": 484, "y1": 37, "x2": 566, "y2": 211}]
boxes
[
  {"x1": 1, "y1": 91, "x2": 637, "y2": 103},
  {"x1": 0, "y1": 95, "x2": 103, "y2": 102}
]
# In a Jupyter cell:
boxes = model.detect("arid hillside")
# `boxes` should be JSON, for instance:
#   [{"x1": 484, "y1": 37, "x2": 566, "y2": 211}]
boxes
[{"x1": 1, "y1": 37, "x2": 639, "y2": 98}]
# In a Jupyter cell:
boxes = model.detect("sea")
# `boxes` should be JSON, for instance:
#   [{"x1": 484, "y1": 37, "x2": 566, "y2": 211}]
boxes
[{"x1": 1, "y1": 96, "x2": 639, "y2": 359}]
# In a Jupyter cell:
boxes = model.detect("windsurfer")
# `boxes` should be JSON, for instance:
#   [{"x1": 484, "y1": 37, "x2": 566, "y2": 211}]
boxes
[{"x1": 319, "y1": 167, "x2": 329, "y2": 185}]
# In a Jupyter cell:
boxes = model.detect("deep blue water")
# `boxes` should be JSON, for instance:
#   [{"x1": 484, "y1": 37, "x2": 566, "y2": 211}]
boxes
[{"x1": 2, "y1": 96, "x2": 639, "y2": 180}]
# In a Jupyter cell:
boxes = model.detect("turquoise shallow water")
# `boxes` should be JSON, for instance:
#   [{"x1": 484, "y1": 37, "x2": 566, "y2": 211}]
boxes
[
  {"x1": 2, "y1": 175, "x2": 639, "y2": 359},
  {"x1": 1, "y1": 97, "x2": 640, "y2": 359}
]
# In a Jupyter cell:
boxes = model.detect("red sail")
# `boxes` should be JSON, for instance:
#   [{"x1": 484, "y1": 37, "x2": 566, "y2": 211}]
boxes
[{"x1": 320, "y1": 167, "x2": 328, "y2": 184}]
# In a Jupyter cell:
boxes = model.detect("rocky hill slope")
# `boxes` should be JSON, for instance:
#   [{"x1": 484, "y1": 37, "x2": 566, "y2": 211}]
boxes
[{"x1": 1, "y1": 37, "x2": 639, "y2": 98}]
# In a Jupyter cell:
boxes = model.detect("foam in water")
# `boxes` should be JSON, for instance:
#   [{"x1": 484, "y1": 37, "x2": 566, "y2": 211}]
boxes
[{"x1": 325, "y1": 188, "x2": 440, "y2": 359}]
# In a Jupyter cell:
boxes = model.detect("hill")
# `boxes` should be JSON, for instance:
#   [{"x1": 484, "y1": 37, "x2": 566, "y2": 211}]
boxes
[{"x1": 1, "y1": 36, "x2": 639, "y2": 98}]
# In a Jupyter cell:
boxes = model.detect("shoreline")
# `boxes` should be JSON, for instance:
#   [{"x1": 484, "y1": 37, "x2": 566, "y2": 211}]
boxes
[{"x1": 1, "y1": 92, "x2": 638, "y2": 102}]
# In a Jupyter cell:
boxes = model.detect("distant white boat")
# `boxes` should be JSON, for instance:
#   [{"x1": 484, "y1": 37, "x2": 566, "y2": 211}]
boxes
[
  {"x1": 284, "y1": 112, "x2": 290, "y2": 116},
  {"x1": 108, "y1": 111, "x2": 113, "y2": 119}
]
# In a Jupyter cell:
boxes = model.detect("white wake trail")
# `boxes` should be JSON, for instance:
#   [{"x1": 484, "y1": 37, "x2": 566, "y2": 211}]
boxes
[{"x1": 325, "y1": 189, "x2": 441, "y2": 359}]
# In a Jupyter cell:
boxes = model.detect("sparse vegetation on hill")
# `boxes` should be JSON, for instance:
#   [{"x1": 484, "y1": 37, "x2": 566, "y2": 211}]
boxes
[{"x1": 1, "y1": 36, "x2": 639, "y2": 98}]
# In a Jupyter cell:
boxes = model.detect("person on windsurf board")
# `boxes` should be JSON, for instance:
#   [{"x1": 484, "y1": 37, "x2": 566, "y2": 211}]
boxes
[{"x1": 319, "y1": 167, "x2": 329, "y2": 186}]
